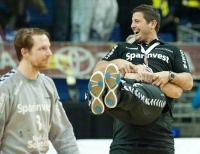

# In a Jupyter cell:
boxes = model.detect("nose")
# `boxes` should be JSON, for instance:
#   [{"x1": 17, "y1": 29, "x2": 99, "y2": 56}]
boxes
[
  {"x1": 131, "y1": 22, "x2": 135, "y2": 30},
  {"x1": 46, "y1": 48, "x2": 52, "y2": 56}
]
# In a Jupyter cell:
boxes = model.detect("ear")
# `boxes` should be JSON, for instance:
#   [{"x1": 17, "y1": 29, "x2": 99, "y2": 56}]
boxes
[
  {"x1": 150, "y1": 20, "x2": 157, "y2": 29},
  {"x1": 21, "y1": 48, "x2": 29, "y2": 57}
]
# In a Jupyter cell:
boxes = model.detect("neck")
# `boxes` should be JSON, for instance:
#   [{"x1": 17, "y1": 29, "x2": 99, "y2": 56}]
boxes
[
  {"x1": 142, "y1": 31, "x2": 158, "y2": 44},
  {"x1": 145, "y1": 36, "x2": 158, "y2": 45},
  {"x1": 18, "y1": 61, "x2": 39, "y2": 80}
]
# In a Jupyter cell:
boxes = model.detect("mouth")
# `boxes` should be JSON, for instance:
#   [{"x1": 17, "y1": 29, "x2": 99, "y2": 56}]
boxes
[
  {"x1": 134, "y1": 31, "x2": 139, "y2": 35},
  {"x1": 133, "y1": 29, "x2": 139, "y2": 35},
  {"x1": 43, "y1": 59, "x2": 49, "y2": 63}
]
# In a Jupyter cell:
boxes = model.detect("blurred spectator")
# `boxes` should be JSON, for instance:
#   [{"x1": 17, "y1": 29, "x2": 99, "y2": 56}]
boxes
[
  {"x1": 27, "y1": 0, "x2": 47, "y2": 15},
  {"x1": 0, "y1": 0, "x2": 47, "y2": 31},
  {"x1": 51, "y1": 0, "x2": 71, "y2": 41},
  {"x1": 65, "y1": 51, "x2": 80, "y2": 102},
  {"x1": 70, "y1": 0, "x2": 118, "y2": 101},
  {"x1": 156, "y1": 0, "x2": 200, "y2": 41},
  {"x1": 71, "y1": 0, "x2": 118, "y2": 43},
  {"x1": 152, "y1": 0, "x2": 178, "y2": 41},
  {"x1": 173, "y1": 0, "x2": 200, "y2": 25},
  {"x1": 116, "y1": 0, "x2": 152, "y2": 42},
  {"x1": 71, "y1": 0, "x2": 94, "y2": 42},
  {"x1": 192, "y1": 85, "x2": 200, "y2": 109},
  {"x1": 66, "y1": 75, "x2": 80, "y2": 103}
]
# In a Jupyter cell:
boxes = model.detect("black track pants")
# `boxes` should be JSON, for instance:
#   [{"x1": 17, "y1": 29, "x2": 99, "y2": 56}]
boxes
[
  {"x1": 105, "y1": 79, "x2": 166, "y2": 125},
  {"x1": 110, "y1": 144, "x2": 174, "y2": 154}
]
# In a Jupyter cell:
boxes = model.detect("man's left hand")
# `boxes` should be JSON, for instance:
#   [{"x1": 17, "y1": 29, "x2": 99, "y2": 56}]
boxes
[{"x1": 152, "y1": 71, "x2": 169, "y2": 88}]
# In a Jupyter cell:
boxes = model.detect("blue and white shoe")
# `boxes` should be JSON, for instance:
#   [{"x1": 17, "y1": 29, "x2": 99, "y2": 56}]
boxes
[
  {"x1": 104, "y1": 64, "x2": 121, "y2": 108},
  {"x1": 88, "y1": 71, "x2": 105, "y2": 115}
]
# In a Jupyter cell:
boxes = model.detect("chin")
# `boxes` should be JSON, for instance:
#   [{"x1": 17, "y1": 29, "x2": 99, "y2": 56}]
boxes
[
  {"x1": 39, "y1": 64, "x2": 48, "y2": 69},
  {"x1": 135, "y1": 36, "x2": 141, "y2": 42},
  {"x1": 43, "y1": 65, "x2": 48, "y2": 69}
]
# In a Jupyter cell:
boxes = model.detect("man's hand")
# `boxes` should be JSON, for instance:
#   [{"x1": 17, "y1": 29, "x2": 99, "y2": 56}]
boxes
[
  {"x1": 124, "y1": 73, "x2": 140, "y2": 81},
  {"x1": 152, "y1": 71, "x2": 170, "y2": 88},
  {"x1": 139, "y1": 72, "x2": 154, "y2": 84},
  {"x1": 136, "y1": 65, "x2": 154, "y2": 84},
  {"x1": 112, "y1": 59, "x2": 137, "y2": 77},
  {"x1": 124, "y1": 65, "x2": 155, "y2": 84}
]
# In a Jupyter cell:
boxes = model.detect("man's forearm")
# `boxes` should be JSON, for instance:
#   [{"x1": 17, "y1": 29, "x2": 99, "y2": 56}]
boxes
[
  {"x1": 160, "y1": 82, "x2": 183, "y2": 98},
  {"x1": 125, "y1": 73, "x2": 183, "y2": 98},
  {"x1": 170, "y1": 72, "x2": 193, "y2": 90}
]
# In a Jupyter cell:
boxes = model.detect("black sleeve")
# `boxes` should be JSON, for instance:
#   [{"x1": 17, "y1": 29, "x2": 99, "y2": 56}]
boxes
[
  {"x1": 172, "y1": 45, "x2": 191, "y2": 73},
  {"x1": 102, "y1": 43, "x2": 120, "y2": 61}
]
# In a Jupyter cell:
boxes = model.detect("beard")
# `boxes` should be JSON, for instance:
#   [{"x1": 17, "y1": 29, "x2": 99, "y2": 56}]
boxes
[{"x1": 31, "y1": 59, "x2": 49, "y2": 71}]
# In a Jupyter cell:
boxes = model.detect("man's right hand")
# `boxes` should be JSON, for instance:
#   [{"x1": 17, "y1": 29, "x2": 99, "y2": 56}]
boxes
[{"x1": 112, "y1": 59, "x2": 136, "y2": 77}]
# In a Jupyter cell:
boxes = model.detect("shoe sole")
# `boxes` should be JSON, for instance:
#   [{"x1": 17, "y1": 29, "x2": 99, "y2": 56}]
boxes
[
  {"x1": 104, "y1": 64, "x2": 121, "y2": 108},
  {"x1": 88, "y1": 71, "x2": 105, "y2": 114}
]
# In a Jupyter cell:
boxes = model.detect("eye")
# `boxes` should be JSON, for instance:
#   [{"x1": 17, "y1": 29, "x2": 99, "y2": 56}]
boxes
[{"x1": 40, "y1": 47, "x2": 46, "y2": 50}]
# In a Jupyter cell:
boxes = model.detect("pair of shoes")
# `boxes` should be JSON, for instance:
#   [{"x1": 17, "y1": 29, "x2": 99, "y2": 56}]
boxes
[{"x1": 87, "y1": 64, "x2": 121, "y2": 115}]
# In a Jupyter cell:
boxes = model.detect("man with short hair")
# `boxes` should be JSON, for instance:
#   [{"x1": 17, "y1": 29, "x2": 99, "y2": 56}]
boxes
[
  {"x1": 86, "y1": 4, "x2": 193, "y2": 154},
  {"x1": 0, "y1": 28, "x2": 80, "y2": 154}
]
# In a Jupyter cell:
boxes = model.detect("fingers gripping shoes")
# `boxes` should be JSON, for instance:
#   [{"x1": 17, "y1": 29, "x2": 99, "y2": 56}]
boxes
[
  {"x1": 104, "y1": 64, "x2": 121, "y2": 108},
  {"x1": 88, "y1": 71, "x2": 105, "y2": 115}
]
